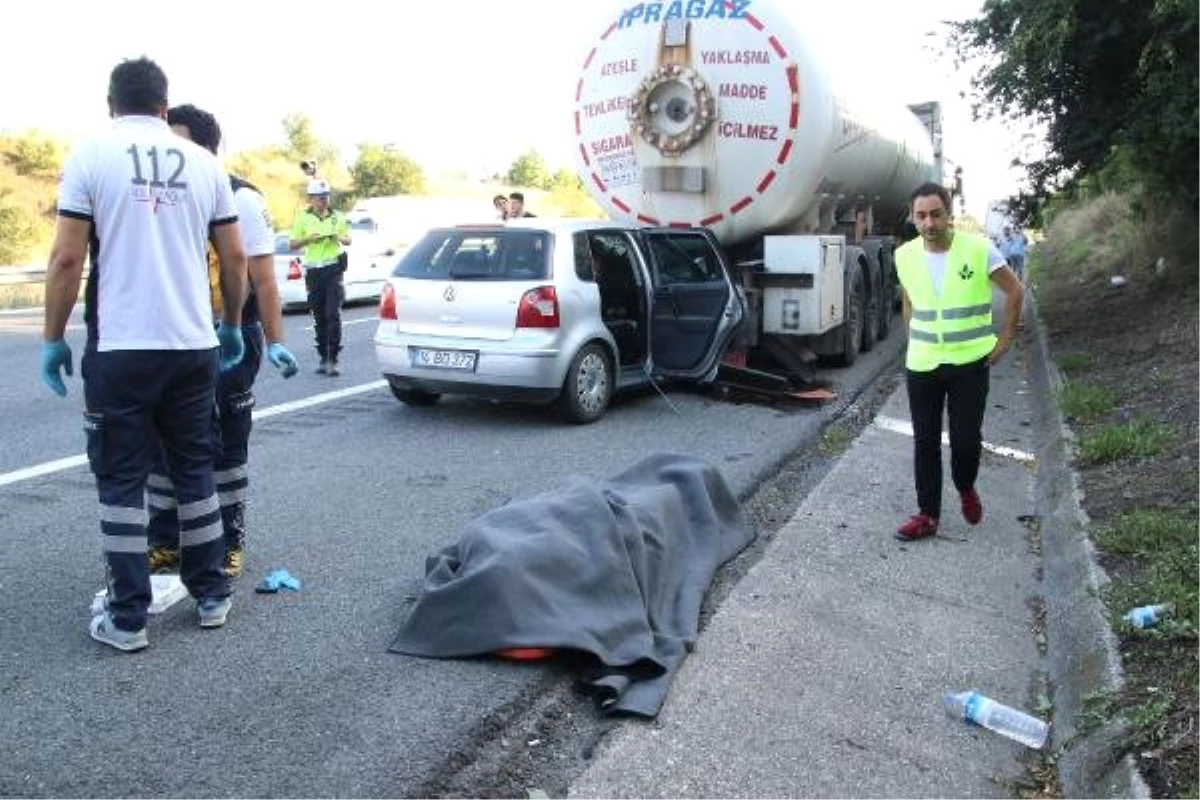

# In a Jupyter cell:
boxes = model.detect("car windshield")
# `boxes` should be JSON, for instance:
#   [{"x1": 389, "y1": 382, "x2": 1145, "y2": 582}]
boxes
[
  {"x1": 392, "y1": 229, "x2": 551, "y2": 281},
  {"x1": 348, "y1": 217, "x2": 378, "y2": 235}
]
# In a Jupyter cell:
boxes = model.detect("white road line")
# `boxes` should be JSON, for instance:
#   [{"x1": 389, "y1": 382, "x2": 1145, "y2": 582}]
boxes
[
  {"x1": 873, "y1": 414, "x2": 1037, "y2": 464},
  {"x1": 301, "y1": 316, "x2": 378, "y2": 332},
  {"x1": 0, "y1": 380, "x2": 388, "y2": 488}
]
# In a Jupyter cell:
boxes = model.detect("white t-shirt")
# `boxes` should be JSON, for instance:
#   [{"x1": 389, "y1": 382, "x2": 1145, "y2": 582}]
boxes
[
  {"x1": 57, "y1": 115, "x2": 238, "y2": 351},
  {"x1": 233, "y1": 183, "x2": 273, "y2": 258},
  {"x1": 924, "y1": 240, "x2": 1008, "y2": 296}
]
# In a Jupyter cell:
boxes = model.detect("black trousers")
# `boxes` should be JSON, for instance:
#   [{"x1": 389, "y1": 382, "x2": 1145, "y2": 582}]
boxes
[
  {"x1": 147, "y1": 324, "x2": 264, "y2": 553},
  {"x1": 305, "y1": 264, "x2": 344, "y2": 362},
  {"x1": 82, "y1": 347, "x2": 229, "y2": 632},
  {"x1": 905, "y1": 357, "x2": 990, "y2": 519}
]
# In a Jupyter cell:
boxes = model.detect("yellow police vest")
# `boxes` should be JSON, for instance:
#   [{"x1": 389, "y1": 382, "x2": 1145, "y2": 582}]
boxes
[{"x1": 895, "y1": 231, "x2": 996, "y2": 371}]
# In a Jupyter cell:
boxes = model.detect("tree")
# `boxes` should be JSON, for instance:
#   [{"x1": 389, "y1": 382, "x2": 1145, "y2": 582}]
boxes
[
  {"x1": 507, "y1": 150, "x2": 552, "y2": 190},
  {"x1": 10, "y1": 130, "x2": 62, "y2": 178},
  {"x1": 349, "y1": 143, "x2": 426, "y2": 199},
  {"x1": 951, "y1": 0, "x2": 1198, "y2": 212},
  {"x1": 281, "y1": 113, "x2": 319, "y2": 163},
  {"x1": 0, "y1": 190, "x2": 38, "y2": 264},
  {"x1": 279, "y1": 113, "x2": 340, "y2": 172}
]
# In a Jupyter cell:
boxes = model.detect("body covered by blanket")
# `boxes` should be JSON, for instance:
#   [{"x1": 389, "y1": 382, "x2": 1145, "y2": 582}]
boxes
[{"x1": 389, "y1": 452, "x2": 754, "y2": 717}]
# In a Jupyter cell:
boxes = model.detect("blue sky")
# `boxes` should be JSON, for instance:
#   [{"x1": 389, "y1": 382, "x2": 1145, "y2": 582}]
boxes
[{"x1": 2, "y1": 0, "x2": 1025, "y2": 217}]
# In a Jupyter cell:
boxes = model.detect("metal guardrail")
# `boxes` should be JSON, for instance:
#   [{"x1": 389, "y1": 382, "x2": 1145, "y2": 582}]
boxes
[{"x1": 0, "y1": 266, "x2": 45, "y2": 285}]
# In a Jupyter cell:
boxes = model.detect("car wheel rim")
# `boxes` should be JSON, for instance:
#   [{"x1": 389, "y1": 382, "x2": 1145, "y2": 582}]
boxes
[{"x1": 576, "y1": 352, "x2": 609, "y2": 413}]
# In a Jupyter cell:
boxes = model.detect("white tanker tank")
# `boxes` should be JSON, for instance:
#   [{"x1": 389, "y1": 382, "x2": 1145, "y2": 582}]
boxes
[{"x1": 572, "y1": 0, "x2": 941, "y2": 247}]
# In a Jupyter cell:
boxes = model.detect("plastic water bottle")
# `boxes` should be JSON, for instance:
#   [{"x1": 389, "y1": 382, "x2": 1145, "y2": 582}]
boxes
[
  {"x1": 1123, "y1": 603, "x2": 1172, "y2": 629},
  {"x1": 943, "y1": 690, "x2": 1050, "y2": 749}
]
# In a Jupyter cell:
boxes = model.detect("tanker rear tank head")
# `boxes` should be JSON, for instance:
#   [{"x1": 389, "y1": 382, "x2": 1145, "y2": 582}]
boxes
[{"x1": 574, "y1": 0, "x2": 939, "y2": 244}]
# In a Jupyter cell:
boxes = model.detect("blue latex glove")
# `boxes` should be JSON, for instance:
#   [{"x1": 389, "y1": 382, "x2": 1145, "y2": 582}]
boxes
[
  {"x1": 216, "y1": 321, "x2": 244, "y2": 372},
  {"x1": 40, "y1": 339, "x2": 73, "y2": 397},
  {"x1": 266, "y1": 342, "x2": 299, "y2": 378},
  {"x1": 255, "y1": 568, "x2": 302, "y2": 593}
]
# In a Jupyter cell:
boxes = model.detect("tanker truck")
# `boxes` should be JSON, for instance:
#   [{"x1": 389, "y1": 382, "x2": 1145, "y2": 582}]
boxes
[{"x1": 572, "y1": 0, "x2": 944, "y2": 373}]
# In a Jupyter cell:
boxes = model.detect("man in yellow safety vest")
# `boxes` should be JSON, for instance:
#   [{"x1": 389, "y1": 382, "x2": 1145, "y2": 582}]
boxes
[{"x1": 893, "y1": 181, "x2": 1025, "y2": 540}]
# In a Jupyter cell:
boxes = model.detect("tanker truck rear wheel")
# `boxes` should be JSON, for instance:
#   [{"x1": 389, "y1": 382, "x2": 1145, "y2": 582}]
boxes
[
  {"x1": 876, "y1": 274, "x2": 893, "y2": 342},
  {"x1": 861, "y1": 271, "x2": 880, "y2": 353},
  {"x1": 832, "y1": 264, "x2": 865, "y2": 367}
]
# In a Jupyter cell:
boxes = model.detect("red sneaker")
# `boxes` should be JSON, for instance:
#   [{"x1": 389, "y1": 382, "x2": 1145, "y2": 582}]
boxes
[
  {"x1": 895, "y1": 514, "x2": 938, "y2": 540},
  {"x1": 960, "y1": 488, "x2": 983, "y2": 525}
]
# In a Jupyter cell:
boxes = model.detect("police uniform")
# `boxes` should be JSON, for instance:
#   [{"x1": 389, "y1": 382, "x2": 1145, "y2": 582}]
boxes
[
  {"x1": 290, "y1": 183, "x2": 349, "y2": 371},
  {"x1": 57, "y1": 115, "x2": 237, "y2": 634},
  {"x1": 146, "y1": 177, "x2": 275, "y2": 576},
  {"x1": 895, "y1": 230, "x2": 1007, "y2": 522}
]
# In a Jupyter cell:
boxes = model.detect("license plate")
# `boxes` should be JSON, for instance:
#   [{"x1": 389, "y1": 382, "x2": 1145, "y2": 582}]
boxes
[{"x1": 411, "y1": 347, "x2": 478, "y2": 371}]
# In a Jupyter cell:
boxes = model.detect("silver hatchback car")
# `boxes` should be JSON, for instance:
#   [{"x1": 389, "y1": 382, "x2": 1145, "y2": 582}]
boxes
[{"x1": 373, "y1": 218, "x2": 745, "y2": 423}]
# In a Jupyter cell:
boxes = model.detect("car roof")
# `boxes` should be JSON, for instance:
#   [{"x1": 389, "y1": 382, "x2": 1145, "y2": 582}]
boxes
[{"x1": 447, "y1": 217, "x2": 648, "y2": 235}]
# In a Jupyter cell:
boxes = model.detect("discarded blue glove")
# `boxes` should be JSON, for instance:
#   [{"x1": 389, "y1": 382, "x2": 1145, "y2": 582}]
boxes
[
  {"x1": 266, "y1": 342, "x2": 299, "y2": 378},
  {"x1": 255, "y1": 568, "x2": 301, "y2": 594},
  {"x1": 216, "y1": 321, "x2": 244, "y2": 373},
  {"x1": 40, "y1": 339, "x2": 73, "y2": 397}
]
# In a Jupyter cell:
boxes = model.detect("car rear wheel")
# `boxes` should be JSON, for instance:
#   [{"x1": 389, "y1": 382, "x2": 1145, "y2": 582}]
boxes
[
  {"x1": 388, "y1": 382, "x2": 441, "y2": 407},
  {"x1": 556, "y1": 343, "x2": 612, "y2": 424}
]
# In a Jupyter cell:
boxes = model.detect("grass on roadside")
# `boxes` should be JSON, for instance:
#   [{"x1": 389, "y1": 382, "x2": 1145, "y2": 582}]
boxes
[
  {"x1": 1055, "y1": 381, "x2": 1115, "y2": 421},
  {"x1": 1094, "y1": 508, "x2": 1199, "y2": 637},
  {"x1": 1057, "y1": 352, "x2": 1096, "y2": 375},
  {"x1": 1077, "y1": 417, "x2": 1171, "y2": 464},
  {"x1": 0, "y1": 282, "x2": 44, "y2": 310},
  {"x1": 816, "y1": 425, "x2": 854, "y2": 457}
]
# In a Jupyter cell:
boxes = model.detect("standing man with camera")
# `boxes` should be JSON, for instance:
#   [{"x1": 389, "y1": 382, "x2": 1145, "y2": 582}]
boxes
[{"x1": 289, "y1": 179, "x2": 351, "y2": 376}]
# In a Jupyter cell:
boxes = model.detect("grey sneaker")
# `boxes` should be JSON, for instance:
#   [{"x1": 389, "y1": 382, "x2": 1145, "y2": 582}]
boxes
[
  {"x1": 197, "y1": 596, "x2": 232, "y2": 629},
  {"x1": 314, "y1": 359, "x2": 329, "y2": 375},
  {"x1": 326, "y1": 361, "x2": 340, "y2": 377},
  {"x1": 89, "y1": 612, "x2": 149, "y2": 652}
]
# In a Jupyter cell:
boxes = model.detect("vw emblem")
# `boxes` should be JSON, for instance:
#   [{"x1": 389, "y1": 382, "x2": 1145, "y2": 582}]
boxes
[{"x1": 443, "y1": 286, "x2": 456, "y2": 302}]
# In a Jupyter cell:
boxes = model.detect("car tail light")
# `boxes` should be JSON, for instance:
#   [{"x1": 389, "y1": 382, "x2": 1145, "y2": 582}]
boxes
[
  {"x1": 287, "y1": 259, "x2": 302, "y2": 281},
  {"x1": 515, "y1": 286, "x2": 560, "y2": 329},
  {"x1": 379, "y1": 283, "x2": 397, "y2": 320}
]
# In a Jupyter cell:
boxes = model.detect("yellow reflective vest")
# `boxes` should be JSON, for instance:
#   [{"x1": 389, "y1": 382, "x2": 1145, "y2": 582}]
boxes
[{"x1": 896, "y1": 231, "x2": 996, "y2": 372}]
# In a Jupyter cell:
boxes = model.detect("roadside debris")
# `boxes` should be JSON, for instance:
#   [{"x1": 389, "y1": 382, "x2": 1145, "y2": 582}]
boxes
[
  {"x1": 92, "y1": 574, "x2": 187, "y2": 615},
  {"x1": 1123, "y1": 603, "x2": 1173, "y2": 629},
  {"x1": 255, "y1": 568, "x2": 301, "y2": 594},
  {"x1": 943, "y1": 690, "x2": 1050, "y2": 749}
]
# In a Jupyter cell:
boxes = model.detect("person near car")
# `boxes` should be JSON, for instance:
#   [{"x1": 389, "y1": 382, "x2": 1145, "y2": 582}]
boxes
[
  {"x1": 492, "y1": 194, "x2": 511, "y2": 220},
  {"x1": 893, "y1": 181, "x2": 1024, "y2": 541},
  {"x1": 39, "y1": 56, "x2": 248, "y2": 651},
  {"x1": 508, "y1": 191, "x2": 536, "y2": 218},
  {"x1": 1001, "y1": 225, "x2": 1028, "y2": 283},
  {"x1": 289, "y1": 180, "x2": 351, "y2": 375},
  {"x1": 144, "y1": 104, "x2": 299, "y2": 582}
]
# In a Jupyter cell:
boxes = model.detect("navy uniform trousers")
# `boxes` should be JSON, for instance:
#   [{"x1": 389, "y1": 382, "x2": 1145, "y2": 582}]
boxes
[
  {"x1": 305, "y1": 263, "x2": 344, "y2": 363},
  {"x1": 82, "y1": 347, "x2": 229, "y2": 633},
  {"x1": 146, "y1": 324, "x2": 264, "y2": 555}
]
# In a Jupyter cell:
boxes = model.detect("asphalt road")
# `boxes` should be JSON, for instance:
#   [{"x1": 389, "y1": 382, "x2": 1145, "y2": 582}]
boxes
[{"x1": 0, "y1": 301, "x2": 903, "y2": 797}]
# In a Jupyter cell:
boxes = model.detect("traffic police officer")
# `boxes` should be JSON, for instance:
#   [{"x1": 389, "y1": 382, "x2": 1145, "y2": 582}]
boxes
[{"x1": 289, "y1": 180, "x2": 351, "y2": 375}]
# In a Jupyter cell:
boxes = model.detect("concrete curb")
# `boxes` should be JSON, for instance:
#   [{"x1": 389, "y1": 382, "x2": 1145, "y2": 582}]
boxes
[{"x1": 1024, "y1": 289, "x2": 1150, "y2": 798}]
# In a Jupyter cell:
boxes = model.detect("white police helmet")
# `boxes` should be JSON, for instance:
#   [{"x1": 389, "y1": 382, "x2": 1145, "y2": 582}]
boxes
[{"x1": 306, "y1": 178, "x2": 331, "y2": 196}]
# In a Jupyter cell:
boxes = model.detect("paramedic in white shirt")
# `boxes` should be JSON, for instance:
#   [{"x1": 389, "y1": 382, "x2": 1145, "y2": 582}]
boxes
[
  {"x1": 143, "y1": 103, "x2": 298, "y2": 582},
  {"x1": 40, "y1": 56, "x2": 247, "y2": 652}
]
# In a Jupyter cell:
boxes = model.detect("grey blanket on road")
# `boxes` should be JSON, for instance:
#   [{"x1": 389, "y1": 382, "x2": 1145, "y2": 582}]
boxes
[{"x1": 389, "y1": 452, "x2": 754, "y2": 717}]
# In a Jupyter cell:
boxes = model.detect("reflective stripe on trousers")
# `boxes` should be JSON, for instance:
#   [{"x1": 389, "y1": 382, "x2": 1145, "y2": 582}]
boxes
[
  {"x1": 147, "y1": 326, "x2": 263, "y2": 552},
  {"x1": 82, "y1": 347, "x2": 230, "y2": 632}
]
